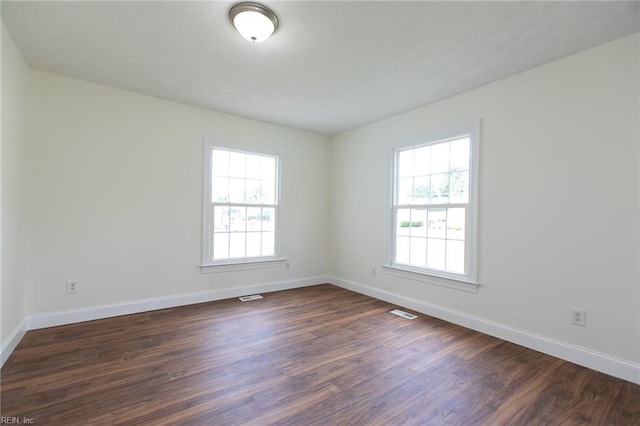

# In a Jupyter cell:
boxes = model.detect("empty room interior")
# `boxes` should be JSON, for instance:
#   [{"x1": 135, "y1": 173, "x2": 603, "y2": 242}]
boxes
[{"x1": 1, "y1": 1, "x2": 639, "y2": 424}]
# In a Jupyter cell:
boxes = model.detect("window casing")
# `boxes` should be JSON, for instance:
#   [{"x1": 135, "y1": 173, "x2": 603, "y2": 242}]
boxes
[
  {"x1": 202, "y1": 141, "x2": 283, "y2": 270},
  {"x1": 387, "y1": 121, "x2": 479, "y2": 285}
]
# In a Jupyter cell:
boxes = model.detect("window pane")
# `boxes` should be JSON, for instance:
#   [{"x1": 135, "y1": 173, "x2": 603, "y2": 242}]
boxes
[
  {"x1": 261, "y1": 156, "x2": 276, "y2": 181},
  {"x1": 212, "y1": 150, "x2": 229, "y2": 177},
  {"x1": 261, "y1": 180, "x2": 275, "y2": 205},
  {"x1": 450, "y1": 171, "x2": 469, "y2": 204},
  {"x1": 246, "y1": 207, "x2": 261, "y2": 231},
  {"x1": 414, "y1": 146, "x2": 430, "y2": 176},
  {"x1": 396, "y1": 236, "x2": 410, "y2": 264},
  {"x1": 245, "y1": 179, "x2": 261, "y2": 204},
  {"x1": 430, "y1": 173, "x2": 450, "y2": 203},
  {"x1": 213, "y1": 232, "x2": 229, "y2": 260},
  {"x1": 413, "y1": 176, "x2": 429, "y2": 204},
  {"x1": 410, "y1": 237, "x2": 427, "y2": 267},
  {"x1": 230, "y1": 207, "x2": 246, "y2": 232},
  {"x1": 229, "y1": 152, "x2": 246, "y2": 178},
  {"x1": 447, "y1": 208, "x2": 465, "y2": 240},
  {"x1": 427, "y1": 238, "x2": 445, "y2": 270},
  {"x1": 431, "y1": 141, "x2": 450, "y2": 174},
  {"x1": 262, "y1": 232, "x2": 275, "y2": 256},
  {"x1": 229, "y1": 233, "x2": 246, "y2": 258},
  {"x1": 396, "y1": 209, "x2": 411, "y2": 236},
  {"x1": 212, "y1": 177, "x2": 229, "y2": 202},
  {"x1": 398, "y1": 177, "x2": 413, "y2": 205},
  {"x1": 446, "y1": 240, "x2": 465, "y2": 274},
  {"x1": 229, "y1": 178, "x2": 245, "y2": 203},
  {"x1": 262, "y1": 208, "x2": 275, "y2": 231},
  {"x1": 398, "y1": 149, "x2": 414, "y2": 177},
  {"x1": 246, "y1": 154, "x2": 262, "y2": 179},
  {"x1": 213, "y1": 206, "x2": 229, "y2": 232},
  {"x1": 410, "y1": 208, "x2": 427, "y2": 238},
  {"x1": 428, "y1": 209, "x2": 446, "y2": 238},
  {"x1": 450, "y1": 137, "x2": 470, "y2": 171},
  {"x1": 246, "y1": 232, "x2": 261, "y2": 257}
]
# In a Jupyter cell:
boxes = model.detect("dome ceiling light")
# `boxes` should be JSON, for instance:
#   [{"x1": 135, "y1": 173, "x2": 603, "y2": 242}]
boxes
[{"x1": 229, "y1": 2, "x2": 278, "y2": 43}]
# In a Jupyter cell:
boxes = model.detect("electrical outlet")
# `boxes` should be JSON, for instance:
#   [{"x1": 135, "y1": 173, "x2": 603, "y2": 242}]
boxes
[
  {"x1": 371, "y1": 267, "x2": 377, "y2": 276},
  {"x1": 570, "y1": 308, "x2": 586, "y2": 326},
  {"x1": 66, "y1": 280, "x2": 78, "y2": 294}
]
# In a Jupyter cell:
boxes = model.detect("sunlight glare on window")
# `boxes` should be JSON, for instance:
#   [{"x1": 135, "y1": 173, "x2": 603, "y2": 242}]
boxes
[
  {"x1": 392, "y1": 129, "x2": 476, "y2": 280},
  {"x1": 209, "y1": 148, "x2": 279, "y2": 262}
]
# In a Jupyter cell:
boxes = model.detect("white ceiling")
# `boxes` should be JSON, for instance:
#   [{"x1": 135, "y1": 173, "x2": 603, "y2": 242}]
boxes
[{"x1": 2, "y1": 1, "x2": 639, "y2": 136}]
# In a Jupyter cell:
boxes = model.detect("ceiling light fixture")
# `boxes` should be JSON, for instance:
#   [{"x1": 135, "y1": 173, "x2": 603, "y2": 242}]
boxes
[{"x1": 229, "y1": 2, "x2": 278, "y2": 43}]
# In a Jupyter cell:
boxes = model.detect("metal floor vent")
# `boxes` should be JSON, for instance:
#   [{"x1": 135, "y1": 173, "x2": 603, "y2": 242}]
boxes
[
  {"x1": 390, "y1": 309, "x2": 417, "y2": 320},
  {"x1": 239, "y1": 294, "x2": 263, "y2": 302}
]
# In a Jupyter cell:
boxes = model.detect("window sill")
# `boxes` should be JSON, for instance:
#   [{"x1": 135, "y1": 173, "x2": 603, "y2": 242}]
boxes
[
  {"x1": 200, "y1": 258, "x2": 288, "y2": 274},
  {"x1": 381, "y1": 265, "x2": 479, "y2": 293}
]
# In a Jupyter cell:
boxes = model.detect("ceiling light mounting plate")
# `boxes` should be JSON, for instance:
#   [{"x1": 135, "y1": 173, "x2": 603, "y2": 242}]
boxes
[{"x1": 229, "y1": 2, "x2": 278, "y2": 43}]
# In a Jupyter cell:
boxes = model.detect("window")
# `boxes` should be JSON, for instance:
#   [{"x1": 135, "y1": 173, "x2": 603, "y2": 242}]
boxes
[
  {"x1": 202, "y1": 142, "x2": 284, "y2": 270},
  {"x1": 388, "y1": 121, "x2": 479, "y2": 284}
]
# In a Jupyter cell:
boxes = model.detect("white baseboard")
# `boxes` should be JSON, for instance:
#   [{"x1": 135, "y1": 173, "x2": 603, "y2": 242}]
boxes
[
  {"x1": 6, "y1": 275, "x2": 639, "y2": 385},
  {"x1": 28, "y1": 275, "x2": 330, "y2": 330},
  {"x1": 0, "y1": 276, "x2": 329, "y2": 367},
  {"x1": 330, "y1": 275, "x2": 640, "y2": 385},
  {"x1": 1, "y1": 317, "x2": 28, "y2": 368}
]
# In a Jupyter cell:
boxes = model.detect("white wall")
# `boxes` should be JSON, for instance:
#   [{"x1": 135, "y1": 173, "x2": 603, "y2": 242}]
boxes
[
  {"x1": 331, "y1": 34, "x2": 639, "y2": 368},
  {"x1": 25, "y1": 70, "x2": 331, "y2": 315},
  {"x1": 1, "y1": 24, "x2": 30, "y2": 360}
]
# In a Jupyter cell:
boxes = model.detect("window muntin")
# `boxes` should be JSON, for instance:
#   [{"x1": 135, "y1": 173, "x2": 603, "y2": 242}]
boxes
[
  {"x1": 390, "y1": 124, "x2": 478, "y2": 283},
  {"x1": 204, "y1": 146, "x2": 279, "y2": 265}
]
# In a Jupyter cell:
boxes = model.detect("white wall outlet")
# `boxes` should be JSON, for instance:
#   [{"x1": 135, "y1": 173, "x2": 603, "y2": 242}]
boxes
[
  {"x1": 570, "y1": 308, "x2": 586, "y2": 326},
  {"x1": 66, "y1": 280, "x2": 78, "y2": 294},
  {"x1": 371, "y1": 267, "x2": 377, "y2": 276}
]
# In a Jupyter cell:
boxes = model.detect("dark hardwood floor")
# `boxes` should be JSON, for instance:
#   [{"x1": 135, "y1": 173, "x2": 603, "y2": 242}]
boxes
[{"x1": 2, "y1": 284, "x2": 639, "y2": 425}]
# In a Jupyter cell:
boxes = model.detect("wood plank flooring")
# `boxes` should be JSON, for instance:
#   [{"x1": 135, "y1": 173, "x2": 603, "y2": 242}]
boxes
[{"x1": 2, "y1": 284, "x2": 639, "y2": 425}]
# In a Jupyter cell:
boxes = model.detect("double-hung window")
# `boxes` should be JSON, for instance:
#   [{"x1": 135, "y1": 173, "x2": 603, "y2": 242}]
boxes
[
  {"x1": 202, "y1": 141, "x2": 282, "y2": 270},
  {"x1": 388, "y1": 121, "x2": 479, "y2": 284}
]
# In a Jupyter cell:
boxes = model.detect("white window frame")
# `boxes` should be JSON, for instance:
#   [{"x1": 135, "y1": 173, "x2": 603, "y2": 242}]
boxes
[
  {"x1": 384, "y1": 120, "x2": 480, "y2": 291},
  {"x1": 201, "y1": 138, "x2": 287, "y2": 273}
]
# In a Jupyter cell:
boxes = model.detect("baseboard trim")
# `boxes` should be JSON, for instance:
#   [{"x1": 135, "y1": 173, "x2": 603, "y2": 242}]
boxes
[
  {"x1": 1, "y1": 317, "x2": 28, "y2": 367},
  {"x1": 329, "y1": 275, "x2": 640, "y2": 385},
  {"x1": 7, "y1": 275, "x2": 639, "y2": 385},
  {"x1": 28, "y1": 276, "x2": 330, "y2": 331}
]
